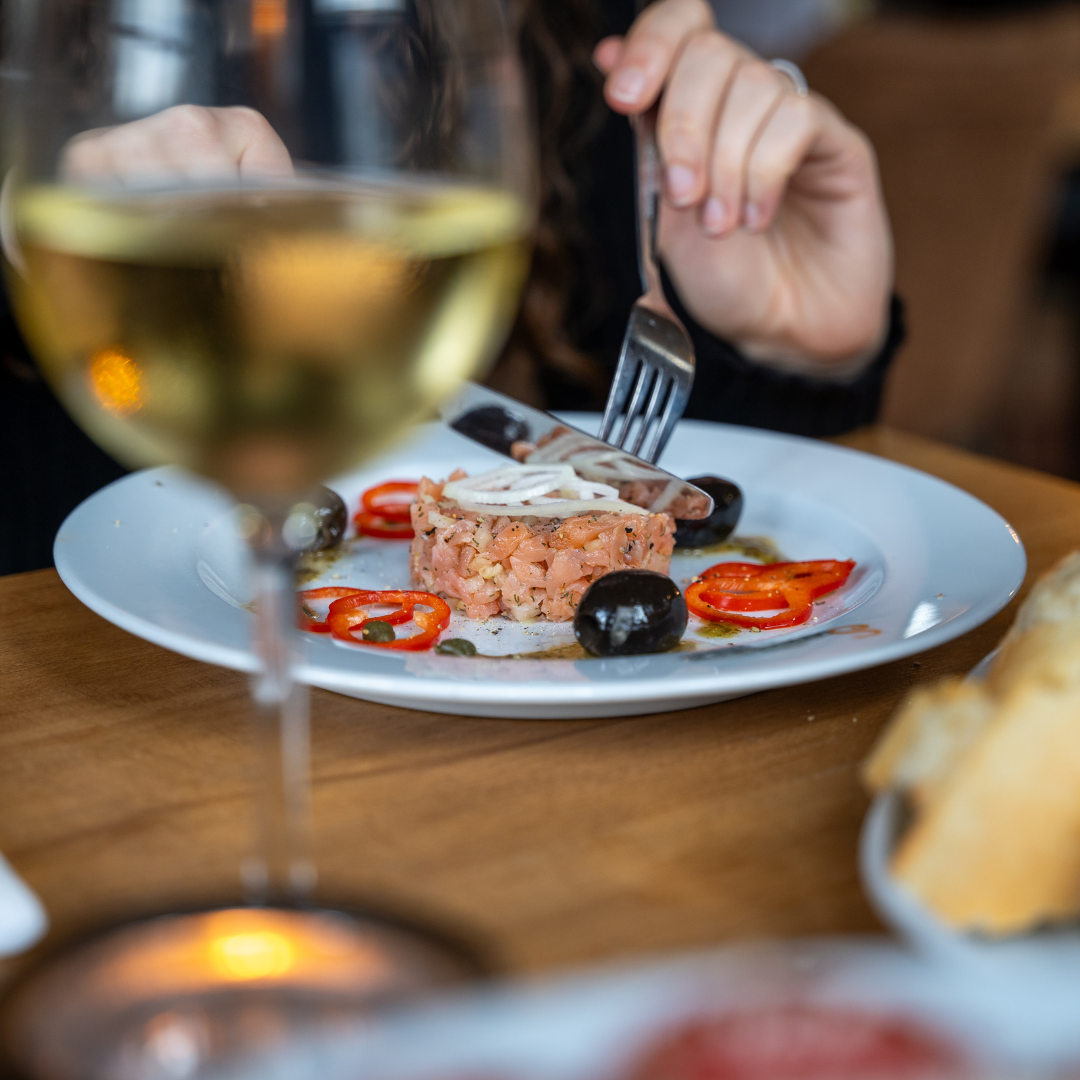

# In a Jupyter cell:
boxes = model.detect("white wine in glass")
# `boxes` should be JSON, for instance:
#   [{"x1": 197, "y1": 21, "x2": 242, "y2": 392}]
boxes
[
  {"x1": 11, "y1": 182, "x2": 529, "y2": 495},
  {"x1": 0, "y1": 0, "x2": 533, "y2": 1072}
]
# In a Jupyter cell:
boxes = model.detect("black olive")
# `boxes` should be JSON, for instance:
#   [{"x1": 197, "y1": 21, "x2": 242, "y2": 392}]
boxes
[
  {"x1": 450, "y1": 406, "x2": 530, "y2": 456},
  {"x1": 362, "y1": 620, "x2": 396, "y2": 643},
  {"x1": 307, "y1": 486, "x2": 348, "y2": 552},
  {"x1": 434, "y1": 638, "x2": 477, "y2": 657},
  {"x1": 675, "y1": 476, "x2": 743, "y2": 549},
  {"x1": 286, "y1": 487, "x2": 348, "y2": 552},
  {"x1": 574, "y1": 570, "x2": 688, "y2": 657}
]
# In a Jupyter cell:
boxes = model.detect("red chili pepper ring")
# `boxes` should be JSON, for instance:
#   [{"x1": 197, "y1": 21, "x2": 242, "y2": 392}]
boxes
[
  {"x1": 326, "y1": 590, "x2": 451, "y2": 650},
  {"x1": 354, "y1": 481, "x2": 419, "y2": 539},
  {"x1": 687, "y1": 559, "x2": 855, "y2": 630}
]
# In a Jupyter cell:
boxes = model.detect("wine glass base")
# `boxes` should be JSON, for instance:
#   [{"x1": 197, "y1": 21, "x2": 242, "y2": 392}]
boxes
[{"x1": 1, "y1": 905, "x2": 483, "y2": 1080}]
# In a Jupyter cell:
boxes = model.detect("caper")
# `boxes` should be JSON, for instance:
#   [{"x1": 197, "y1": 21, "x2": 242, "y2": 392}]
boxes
[
  {"x1": 434, "y1": 638, "x2": 477, "y2": 657},
  {"x1": 362, "y1": 620, "x2": 396, "y2": 643}
]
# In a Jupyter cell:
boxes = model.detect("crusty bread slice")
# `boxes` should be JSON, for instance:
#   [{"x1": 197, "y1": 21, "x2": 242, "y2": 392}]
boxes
[
  {"x1": 1008, "y1": 550, "x2": 1080, "y2": 636},
  {"x1": 988, "y1": 617, "x2": 1080, "y2": 697},
  {"x1": 865, "y1": 550, "x2": 1080, "y2": 934},
  {"x1": 864, "y1": 592, "x2": 1080, "y2": 807},
  {"x1": 862, "y1": 679, "x2": 995, "y2": 809},
  {"x1": 891, "y1": 683, "x2": 1080, "y2": 935}
]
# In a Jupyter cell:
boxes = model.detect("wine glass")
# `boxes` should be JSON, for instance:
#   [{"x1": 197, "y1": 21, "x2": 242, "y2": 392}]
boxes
[{"x1": 0, "y1": 0, "x2": 533, "y2": 1072}]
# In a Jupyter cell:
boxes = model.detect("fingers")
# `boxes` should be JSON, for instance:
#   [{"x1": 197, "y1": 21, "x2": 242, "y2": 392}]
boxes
[
  {"x1": 219, "y1": 107, "x2": 294, "y2": 179},
  {"x1": 739, "y1": 95, "x2": 825, "y2": 233},
  {"x1": 593, "y1": 35, "x2": 623, "y2": 76},
  {"x1": 62, "y1": 130, "x2": 122, "y2": 185},
  {"x1": 656, "y1": 32, "x2": 743, "y2": 209},
  {"x1": 703, "y1": 59, "x2": 788, "y2": 235},
  {"x1": 595, "y1": 3, "x2": 819, "y2": 237},
  {"x1": 597, "y1": 0, "x2": 713, "y2": 114},
  {"x1": 60, "y1": 105, "x2": 292, "y2": 186}
]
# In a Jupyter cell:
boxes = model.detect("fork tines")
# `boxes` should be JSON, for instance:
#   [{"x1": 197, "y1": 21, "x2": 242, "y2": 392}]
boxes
[{"x1": 599, "y1": 304, "x2": 695, "y2": 465}]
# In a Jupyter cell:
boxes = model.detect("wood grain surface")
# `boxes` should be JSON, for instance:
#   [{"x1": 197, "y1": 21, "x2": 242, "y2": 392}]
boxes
[{"x1": 2, "y1": 426, "x2": 1078, "y2": 985}]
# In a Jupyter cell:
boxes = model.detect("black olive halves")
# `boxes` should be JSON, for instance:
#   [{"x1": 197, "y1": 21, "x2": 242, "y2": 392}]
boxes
[
  {"x1": 574, "y1": 570, "x2": 688, "y2": 657},
  {"x1": 675, "y1": 476, "x2": 743, "y2": 549}
]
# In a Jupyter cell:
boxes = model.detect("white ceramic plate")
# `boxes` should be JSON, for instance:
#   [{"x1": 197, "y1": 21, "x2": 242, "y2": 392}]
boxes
[{"x1": 54, "y1": 417, "x2": 1025, "y2": 719}]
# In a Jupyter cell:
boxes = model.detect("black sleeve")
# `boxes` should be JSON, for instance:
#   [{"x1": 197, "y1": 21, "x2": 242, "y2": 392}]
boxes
[{"x1": 671, "y1": 286, "x2": 906, "y2": 439}]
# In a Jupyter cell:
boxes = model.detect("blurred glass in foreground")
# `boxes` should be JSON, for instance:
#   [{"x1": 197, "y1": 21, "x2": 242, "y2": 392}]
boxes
[{"x1": 0, "y1": 0, "x2": 533, "y2": 1068}]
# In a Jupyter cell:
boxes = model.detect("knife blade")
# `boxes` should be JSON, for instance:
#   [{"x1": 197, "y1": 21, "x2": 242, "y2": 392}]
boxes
[{"x1": 438, "y1": 382, "x2": 714, "y2": 520}]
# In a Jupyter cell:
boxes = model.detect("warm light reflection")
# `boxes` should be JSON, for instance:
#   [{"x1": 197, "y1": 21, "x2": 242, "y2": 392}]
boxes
[
  {"x1": 89, "y1": 347, "x2": 142, "y2": 414},
  {"x1": 252, "y1": 0, "x2": 287, "y2": 36},
  {"x1": 99, "y1": 909, "x2": 395, "y2": 997},
  {"x1": 238, "y1": 236, "x2": 414, "y2": 356},
  {"x1": 210, "y1": 930, "x2": 295, "y2": 980}
]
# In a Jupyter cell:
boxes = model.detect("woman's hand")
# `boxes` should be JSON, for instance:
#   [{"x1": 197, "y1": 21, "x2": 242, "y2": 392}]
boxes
[
  {"x1": 62, "y1": 105, "x2": 292, "y2": 185},
  {"x1": 594, "y1": 0, "x2": 893, "y2": 375}
]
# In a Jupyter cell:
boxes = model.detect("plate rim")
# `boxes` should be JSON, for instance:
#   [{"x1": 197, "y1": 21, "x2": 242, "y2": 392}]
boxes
[{"x1": 53, "y1": 418, "x2": 1027, "y2": 713}]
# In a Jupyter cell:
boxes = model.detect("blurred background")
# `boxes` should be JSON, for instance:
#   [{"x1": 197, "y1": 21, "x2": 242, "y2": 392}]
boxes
[
  {"x1": 758, "y1": 0, "x2": 1080, "y2": 478},
  {"x1": 5, "y1": 0, "x2": 1080, "y2": 574}
]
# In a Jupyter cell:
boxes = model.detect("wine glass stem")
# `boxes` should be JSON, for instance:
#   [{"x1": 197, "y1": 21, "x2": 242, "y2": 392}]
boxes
[{"x1": 246, "y1": 535, "x2": 315, "y2": 906}]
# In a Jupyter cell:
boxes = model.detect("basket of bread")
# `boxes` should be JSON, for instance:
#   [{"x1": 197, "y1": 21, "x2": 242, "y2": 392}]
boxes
[{"x1": 861, "y1": 551, "x2": 1080, "y2": 965}]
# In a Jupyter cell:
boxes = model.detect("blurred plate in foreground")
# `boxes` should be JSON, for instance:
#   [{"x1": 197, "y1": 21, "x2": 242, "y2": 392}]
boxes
[{"x1": 205, "y1": 938, "x2": 1080, "y2": 1080}]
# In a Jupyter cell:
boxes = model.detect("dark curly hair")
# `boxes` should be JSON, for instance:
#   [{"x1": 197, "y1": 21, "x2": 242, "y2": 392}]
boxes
[
  {"x1": 488, "y1": 0, "x2": 611, "y2": 406},
  {"x1": 339, "y1": 0, "x2": 612, "y2": 405}
]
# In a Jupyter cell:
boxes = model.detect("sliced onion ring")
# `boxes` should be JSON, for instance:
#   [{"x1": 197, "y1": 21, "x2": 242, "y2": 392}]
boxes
[
  {"x1": 442, "y1": 464, "x2": 577, "y2": 505},
  {"x1": 452, "y1": 497, "x2": 646, "y2": 517},
  {"x1": 526, "y1": 436, "x2": 662, "y2": 482},
  {"x1": 442, "y1": 464, "x2": 619, "y2": 508}
]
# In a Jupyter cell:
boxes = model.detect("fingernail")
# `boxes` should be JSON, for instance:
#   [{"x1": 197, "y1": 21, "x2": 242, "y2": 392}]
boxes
[
  {"x1": 703, "y1": 197, "x2": 726, "y2": 234},
  {"x1": 743, "y1": 203, "x2": 762, "y2": 231},
  {"x1": 609, "y1": 68, "x2": 647, "y2": 104},
  {"x1": 665, "y1": 164, "x2": 696, "y2": 205}
]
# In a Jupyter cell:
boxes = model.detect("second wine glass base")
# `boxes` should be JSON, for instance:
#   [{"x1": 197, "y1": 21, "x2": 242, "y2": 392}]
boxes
[{"x1": 1, "y1": 905, "x2": 482, "y2": 1080}]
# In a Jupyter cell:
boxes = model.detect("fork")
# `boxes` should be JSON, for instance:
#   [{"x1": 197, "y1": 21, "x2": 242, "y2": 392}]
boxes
[{"x1": 598, "y1": 108, "x2": 695, "y2": 464}]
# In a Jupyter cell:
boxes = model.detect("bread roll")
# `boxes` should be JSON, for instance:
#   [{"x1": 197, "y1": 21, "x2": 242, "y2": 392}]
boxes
[{"x1": 1008, "y1": 550, "x2": 1080, "y2": 635}]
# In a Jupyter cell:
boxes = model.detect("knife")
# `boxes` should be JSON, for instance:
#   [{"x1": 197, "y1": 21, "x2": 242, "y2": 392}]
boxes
[{"x1": 438, "y1": 382, "x2": 714, "y2": 520}]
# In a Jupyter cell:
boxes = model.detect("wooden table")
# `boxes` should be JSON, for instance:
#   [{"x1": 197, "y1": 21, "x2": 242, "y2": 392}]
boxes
[{"x1": 3, "y1": 427, "x2": 1079, "y2": 986}]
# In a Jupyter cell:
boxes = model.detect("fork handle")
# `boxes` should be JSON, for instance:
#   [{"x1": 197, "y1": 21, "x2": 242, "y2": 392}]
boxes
[{"x1": 633, "y1": 108, "x2": 664, "y2": 301}]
